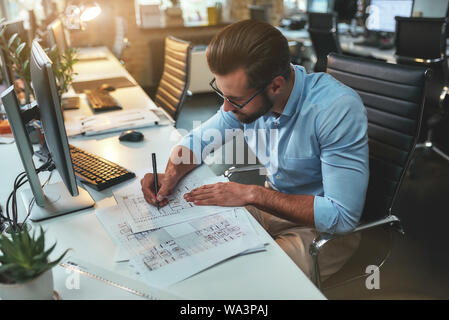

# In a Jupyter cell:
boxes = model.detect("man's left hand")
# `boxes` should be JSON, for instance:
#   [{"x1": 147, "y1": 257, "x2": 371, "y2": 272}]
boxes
[{"x1": 184, "y1": 182, "x2": 255, "y2": 207}]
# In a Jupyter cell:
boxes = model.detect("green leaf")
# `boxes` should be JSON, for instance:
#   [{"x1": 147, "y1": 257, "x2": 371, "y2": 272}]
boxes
[
  {"x1": 7, "y1": 33, "x2": 18, "y2": 48},
  {"x1": 15, "y1": 42, "x2": 26, "y2": 57},
  {"x1": 22, "y1": 60, "x2": 29, "y2": 74}
]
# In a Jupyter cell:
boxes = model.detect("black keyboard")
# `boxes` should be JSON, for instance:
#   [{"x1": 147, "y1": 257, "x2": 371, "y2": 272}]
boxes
[
  {"x1": 69, "y1": 144, "x2": 135, "y2": 191},
  {"x1": 84, "y1": 89, "x2": 122, "y2": 112}
]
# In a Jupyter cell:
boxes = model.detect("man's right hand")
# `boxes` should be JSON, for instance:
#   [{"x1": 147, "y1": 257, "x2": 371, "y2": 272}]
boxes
[{"x1": 140, "y1": 173, "x2": 178, "y2": 207}]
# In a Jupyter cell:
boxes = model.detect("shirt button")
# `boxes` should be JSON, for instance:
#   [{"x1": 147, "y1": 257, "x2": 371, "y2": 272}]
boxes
[{"x1": 276, "y1": 174, "x2": 281, "y2": 179}]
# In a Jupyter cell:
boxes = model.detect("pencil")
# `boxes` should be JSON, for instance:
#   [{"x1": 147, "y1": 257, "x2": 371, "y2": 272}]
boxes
[{"x1": 151, "y1": 153, "x2": 159, "y2": 210}]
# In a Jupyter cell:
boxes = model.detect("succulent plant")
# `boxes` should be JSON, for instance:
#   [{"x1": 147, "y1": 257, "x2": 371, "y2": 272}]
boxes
[{"x1": 0, "y1": 226, "x2": 69, "y2": 284}]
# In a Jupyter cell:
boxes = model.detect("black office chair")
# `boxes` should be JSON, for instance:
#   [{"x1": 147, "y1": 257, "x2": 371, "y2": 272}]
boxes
[
  {"x1": 154, "y1": 36, "x2": 192, "y2": 124},
  {"x1": 307, "y1": 12, "x2": 341, "y2": 72},
  {"x1": 394, "y1": 17, "x2": 449, "y2": 163},
  {"x1": 309, "y1": 53, "x2": 430, "y2": 289}
]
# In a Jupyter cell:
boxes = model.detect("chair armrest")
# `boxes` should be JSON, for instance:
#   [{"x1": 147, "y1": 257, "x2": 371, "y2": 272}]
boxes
[
  {"x1": 309, "y1": 214, "x2": 403, "y2": 255},
  {"x1": 223, "y1": 165, "x2": 266, "y2": 178}
]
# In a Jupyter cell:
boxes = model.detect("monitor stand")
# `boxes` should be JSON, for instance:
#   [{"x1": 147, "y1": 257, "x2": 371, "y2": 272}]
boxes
[{"x1": 21, "y1": 182, "x2": 94, "y2": 222}]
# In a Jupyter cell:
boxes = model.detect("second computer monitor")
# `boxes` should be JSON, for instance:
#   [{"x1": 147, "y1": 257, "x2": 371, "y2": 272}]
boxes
[
  {"x1": 366, "y1": 0, "x2": 414, "y2": 33},
  {"x1": 308, "y1": 0, "x2": 330, "y2": 13}
]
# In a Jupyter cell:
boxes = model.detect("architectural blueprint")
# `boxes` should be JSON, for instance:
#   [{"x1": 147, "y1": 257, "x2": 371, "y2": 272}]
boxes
[
  {"x1": 113, "y1": 172, "x2": 233, "y2": 233},
  {"x1": 96, "y1": 205, "x2": 263, "y2": 288}
]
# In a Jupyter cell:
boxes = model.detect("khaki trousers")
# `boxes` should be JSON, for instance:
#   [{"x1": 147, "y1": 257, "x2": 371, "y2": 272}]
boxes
[{"x1": 246, "y1": 187, "x2": 361, "y2": 281}]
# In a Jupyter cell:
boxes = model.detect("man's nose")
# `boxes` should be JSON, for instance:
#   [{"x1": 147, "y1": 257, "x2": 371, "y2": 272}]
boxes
[{"x1": 222, "y1": 99, "x2": 239, "y2": 113}]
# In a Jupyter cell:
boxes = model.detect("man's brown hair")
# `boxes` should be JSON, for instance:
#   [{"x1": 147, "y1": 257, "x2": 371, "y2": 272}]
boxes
[{"x1": 206, "y1": 20, "x2": 291, "y2": 90}]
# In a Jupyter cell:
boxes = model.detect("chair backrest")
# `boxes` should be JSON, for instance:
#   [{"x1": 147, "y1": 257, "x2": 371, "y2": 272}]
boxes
[
  {"x1": 307, "y1": 12, "x2": 341, "y2": 72},
  {"x1": 155, "y1": 36, "x2": 192, "y2": 123},
  {"x1": 395, "y1": 17, "x2": 448, "y2": 111},
  {"x1": 326, "y1": 53, "x2": 430, "y2": 222}
]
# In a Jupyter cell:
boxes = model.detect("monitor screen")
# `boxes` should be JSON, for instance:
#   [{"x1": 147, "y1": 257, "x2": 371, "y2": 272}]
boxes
[
  {"x1": 308, "y1": 0, "x2": 329, "y2": 13},
  {"x1": 366, "y1": 0, "x2": 414, "y2": 32}
]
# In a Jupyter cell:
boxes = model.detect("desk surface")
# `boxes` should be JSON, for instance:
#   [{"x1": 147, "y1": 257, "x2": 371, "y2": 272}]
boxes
[{"x1": 0, "y1": 47, "x2": 325, "y2": 300}]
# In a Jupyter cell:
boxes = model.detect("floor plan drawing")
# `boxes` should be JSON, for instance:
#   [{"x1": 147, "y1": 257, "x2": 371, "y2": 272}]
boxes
[{"x1": 114, "y1": 173, "x2": 231, "y2": 233}]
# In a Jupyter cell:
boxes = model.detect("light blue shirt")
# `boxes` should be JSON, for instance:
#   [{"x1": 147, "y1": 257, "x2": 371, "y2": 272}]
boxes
[{"x1": 178, "y1": 65, "x2": 369, "y2": 234}]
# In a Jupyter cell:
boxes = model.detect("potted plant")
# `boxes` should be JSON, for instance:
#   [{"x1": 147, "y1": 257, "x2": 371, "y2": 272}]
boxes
[
  {"x1": 47, "y1": 45, "x2": 79, "y2": 100},
  {"x1": 0, "y1": 226, "x2": 69, "y2": 300}
]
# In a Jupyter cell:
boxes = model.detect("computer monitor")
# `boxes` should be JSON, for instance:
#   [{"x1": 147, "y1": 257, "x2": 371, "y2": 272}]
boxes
[
  {"x1": 366, "y1": 0, "x2": 414, "y2": 33},
  {"x1": 308, "y1": 0, "x2": 330, "y2": 13},
  {"x1": 0, "y1": 40, "x2": 94, "y2": 222},
  {"x1": 0, "y1": 19, "x2": 29, "y2": 87},
  {"x1": 333, "y1": 0, "x2": 358, "y2": 22},
  {"x1": 47, "y1": 18, "x2": 69, "y2": 55}
]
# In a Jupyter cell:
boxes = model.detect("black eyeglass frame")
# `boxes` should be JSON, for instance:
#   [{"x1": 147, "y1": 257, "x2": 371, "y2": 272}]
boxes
[{"x1": 209, "y1": 78, "x2": 268, "y2": 110}]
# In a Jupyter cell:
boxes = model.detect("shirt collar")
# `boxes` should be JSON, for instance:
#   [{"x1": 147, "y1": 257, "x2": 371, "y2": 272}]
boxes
[{"x1": 279, "y1": 65, "x2": 305, "y2": 117}]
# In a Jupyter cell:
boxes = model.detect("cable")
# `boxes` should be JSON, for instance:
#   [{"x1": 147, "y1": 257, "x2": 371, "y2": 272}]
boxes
[
  {"x1": 3, "y1": 158, "x2": 55, "y2": 233},
  {"x1": 21, "y1": 169, "x2": 53, "y2": 229}
]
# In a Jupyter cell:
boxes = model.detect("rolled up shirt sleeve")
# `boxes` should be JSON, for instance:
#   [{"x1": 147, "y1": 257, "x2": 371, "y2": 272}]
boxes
[
  {"x1": 313, "y1": 95, "x2": 369, "y2": 234},
  {"x1": 176, "y1": 105, "x2": 242, "y2": 164}
]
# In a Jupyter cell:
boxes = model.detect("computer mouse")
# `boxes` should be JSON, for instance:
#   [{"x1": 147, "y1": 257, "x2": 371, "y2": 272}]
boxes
[
  {"x1": 119, "y1": 130, "x2": 144, "y2": 142},
  {"x1": 100, "y1": 83, "x2": 116, "y2": 91}
]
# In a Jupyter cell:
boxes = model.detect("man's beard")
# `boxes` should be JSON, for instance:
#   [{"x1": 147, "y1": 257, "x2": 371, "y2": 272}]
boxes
[{"x1": 235, "y1": 92, "x2": 274, "y2": 124}]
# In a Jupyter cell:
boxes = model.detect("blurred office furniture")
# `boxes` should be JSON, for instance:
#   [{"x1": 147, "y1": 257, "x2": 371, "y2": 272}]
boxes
[
  {"x1": 307, "y1": 12, "x2": 341, "y2": 72},
  {"x1": 309, "y1": 53, "x2": 429, "y2": 289},
  {"x1": 248, "y1": 5, "x2": 269, "y2": 22},
  {"x1": 356, "y1": 0, "x2": 413, "y2": 50},
  {"x1": 135, "y1": 3, "x2": 163, "y2": 28},
  {"x1": 188, "y1": 47, "x2": 214, "y2": 94},
  {"x1": 154, "y1": 36, "x2": 192, "y2": 124},
  {"x1": 395, "y1": 17, "x2": 449, "y2": 163},
  {"x1": 113, "y1": 16, "x2": 130, "y2": 64},
  {"x1": 333, "y1": 0, "x2": 358, "y2": 23}
]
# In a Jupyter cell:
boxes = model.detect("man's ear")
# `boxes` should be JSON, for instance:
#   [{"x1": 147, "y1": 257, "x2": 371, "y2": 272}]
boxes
[{"x1": 268, "y1": 75, "x2": 287, "y2": 95}]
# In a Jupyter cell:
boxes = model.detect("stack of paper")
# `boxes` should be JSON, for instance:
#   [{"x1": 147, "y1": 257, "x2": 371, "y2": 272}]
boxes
[
  {"x1": 65, "y1": 109, "x2": 160, "y2": 137},
  {"x1": 95, "y1": 170, "x2": 266, "y2": 289}
]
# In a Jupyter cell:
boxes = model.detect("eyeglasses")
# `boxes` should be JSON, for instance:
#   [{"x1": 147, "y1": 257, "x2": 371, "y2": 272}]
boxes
[{"x1": 209, "y1": 78, "x2": 267, "y2": 110}]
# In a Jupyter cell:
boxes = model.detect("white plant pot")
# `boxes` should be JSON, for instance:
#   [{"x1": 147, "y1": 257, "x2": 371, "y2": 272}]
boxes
[{"x1": 0, "y1": 269, "x2": 54, "y2": 300}]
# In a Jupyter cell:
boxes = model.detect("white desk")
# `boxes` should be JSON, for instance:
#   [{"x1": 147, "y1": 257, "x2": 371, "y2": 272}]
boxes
[{"x1": 0, "y1": 47, "x2": 325, "y2": 300}]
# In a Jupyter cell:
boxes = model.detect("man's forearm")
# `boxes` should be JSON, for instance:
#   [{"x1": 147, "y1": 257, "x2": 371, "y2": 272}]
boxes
[
  {"x1": 248, "y1": 185, "x2": 315, "y2": 228},
  {"x1": 165, "y1": 145, "x2": 198, "y2": 183}
]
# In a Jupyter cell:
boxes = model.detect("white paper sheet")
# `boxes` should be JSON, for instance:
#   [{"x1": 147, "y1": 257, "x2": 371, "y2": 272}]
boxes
[
  {"x1": 113, "y1": 173, "x2": 233, "y2": 233},
  {"x1": 96, "y1": 205, "x2": 263, "y2": 288},
  {"x1": 65, "y1": 109, "x2": 160, "y2": 137}
]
